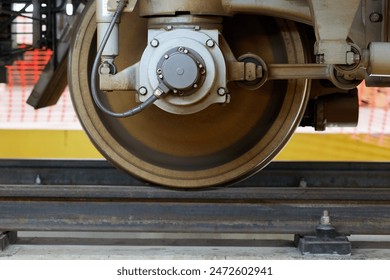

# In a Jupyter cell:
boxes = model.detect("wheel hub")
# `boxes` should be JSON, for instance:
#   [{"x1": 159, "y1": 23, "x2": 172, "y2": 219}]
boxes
[
  {"x1": 139, "y1": 28, "x2": 228, "y2": 114},
  {"x1": 157, "y1": 47, "x2": 206, "y2": 95}
]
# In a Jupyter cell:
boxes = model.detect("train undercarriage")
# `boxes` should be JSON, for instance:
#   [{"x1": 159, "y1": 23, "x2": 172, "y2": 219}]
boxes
[{"x1": 1, "y1": 0, "x2": 390, "y2": 187}]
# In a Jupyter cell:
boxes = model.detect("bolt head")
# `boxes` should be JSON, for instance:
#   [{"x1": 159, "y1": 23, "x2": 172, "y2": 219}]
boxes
[
  {"x1": 320, "y1": 210, "x2": 331, "y2": 225},
  {"x1": 206, "y1": 39, "x2": 215, "y2": 48},
  {"x1": 217, "y1": 87, "x2": 226, "y2": 96},
  {"x1": 138, "y1": 87, "x2": 147, "y2": 95},
  {"x1": 316, "y1": 54, "x2": 325, "y2": 64},
  {"x1": 99, "y1": 63, "x2": 111, "y2": 75},
  {"x1": 150, "y1": 39, "x2": 159, "y2": 47},
  {"x1": 299, "y1": 179, "x2": 308, "y2": 188},
  {"x1": 369, "y1": 12, "x2": 383, "y2": 23},
  {"x1": 320, "y1": 216, "x2": 331, "y2": 225}
]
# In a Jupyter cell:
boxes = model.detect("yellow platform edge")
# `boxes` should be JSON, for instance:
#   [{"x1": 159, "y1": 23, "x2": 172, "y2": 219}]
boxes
[{"x1": 0, "y1": 130, "x2": 389, "y2": 161}]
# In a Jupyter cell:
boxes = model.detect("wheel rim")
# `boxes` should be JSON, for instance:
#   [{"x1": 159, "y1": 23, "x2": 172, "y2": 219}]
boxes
[{"x1": 68, "y1": 2, "x2": 309, "y2": 188}]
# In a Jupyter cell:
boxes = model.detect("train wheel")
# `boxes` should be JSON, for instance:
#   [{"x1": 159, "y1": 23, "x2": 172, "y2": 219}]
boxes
[{"x1": 68, "y1": 2, "x2": 310, "y2": 188}]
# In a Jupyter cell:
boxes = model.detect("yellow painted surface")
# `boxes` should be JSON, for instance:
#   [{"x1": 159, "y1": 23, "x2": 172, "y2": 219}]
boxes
[
  {"x1": 0, "y1": 130, "x2": 102, "y2": 159},
  {"x1": 276, "y1": 133, "x2": 390, "y2": 161},
  {"x1": 0, "y1": 130, "x2": 389, "y2": 161}
]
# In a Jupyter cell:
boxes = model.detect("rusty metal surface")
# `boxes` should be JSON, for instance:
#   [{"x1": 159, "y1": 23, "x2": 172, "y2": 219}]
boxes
[
  {"x1": 0, "y1": 160, "x2": 389, "y2": 235},
  {"x1": 0, "y1": 160, "x2": 388, "y2": 187}
]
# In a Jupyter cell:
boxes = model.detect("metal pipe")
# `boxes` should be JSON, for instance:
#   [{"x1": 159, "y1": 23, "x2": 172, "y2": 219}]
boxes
[{"x1": 268, "y1": 64, "x2": 331, "y2": 80}]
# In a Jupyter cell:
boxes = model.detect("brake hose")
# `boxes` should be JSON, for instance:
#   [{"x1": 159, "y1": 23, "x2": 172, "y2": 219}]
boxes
[{"x1": 90, "y1": 0, "x2": 166, "y2": 118}]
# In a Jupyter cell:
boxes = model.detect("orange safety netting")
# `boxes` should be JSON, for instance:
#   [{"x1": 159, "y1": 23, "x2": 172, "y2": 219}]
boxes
[{"x1": 0, "y1": 48, "x2": 80, "y2": 130}]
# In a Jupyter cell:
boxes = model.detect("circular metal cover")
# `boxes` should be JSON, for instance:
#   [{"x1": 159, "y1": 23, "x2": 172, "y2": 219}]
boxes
[{"x1": 161, "y1": 52, "x2": 199, "y2": 90}]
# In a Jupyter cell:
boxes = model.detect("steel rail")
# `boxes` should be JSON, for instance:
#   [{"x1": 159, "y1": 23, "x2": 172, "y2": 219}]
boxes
[{"x1": 0, "y1": 160, "x2": 389, "y2": 235}]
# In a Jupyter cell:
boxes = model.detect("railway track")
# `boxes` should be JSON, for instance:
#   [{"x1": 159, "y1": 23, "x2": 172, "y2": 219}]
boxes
[{"x1": 0, "y1": 160, "x2": 389, "y2": 236}]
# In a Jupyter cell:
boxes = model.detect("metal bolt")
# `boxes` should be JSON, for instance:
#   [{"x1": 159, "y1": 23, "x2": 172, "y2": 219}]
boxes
[
  {"x1": 150, "y1": 39, "x2": 159, "y2": 48},
  {"x1": 35, "y1": 174, "x2": 42, "y2": 185},
  {"x1": 369, "y1": 12, "x2": 383, "y2": 23},
  {"x1": 164, "y1": 54, "x2": 169, "y2": 59},
  {"x1": 138, "y1": 87, "x2": 147, "y2": 95},
  {"x1": 184, "y1": 49, "x2": 189, "y2": 54},
  {"x1": 193, "y1": 84, "x2": 198, "y2": 88},
  {"x1": 299, "y1": 178, "x2": 308, "y2": 188},
  {"x1": 353, "y1": 54, "x2": 361, "y2": 63},
  {"x1": 320, "y1": 210, "x2": 331, "y2": 225},
  {"x1": 158, "y1": 74, "x2": 164, "y2": 79},
  {"x1": 157, "y1": 68, "x2": 162, "y2": 74},
  {"x1": 166, "y1": 25, "x2": 173, "y2": 31},
  {"x1": 173, "y1": 89, "x2": 178, "y2": 94},
  {"x1": 198, "y1": 64, "x2": 206, "y2": 74},
  {"x1": 206, "y1": 39, "x2": 215, "y2": 48},
  {"x1": 178, "y1": 47, "x2": 184, "y2": 52},
  {"x1": 316, "y1": 54, "x2": 325, "y2": 64},
  {"x1": 217, "y1": 87, "x2": 226, "y2": 96},
  {"x1": 99, "y1": 62, "x2": 111, "y2": 75}
]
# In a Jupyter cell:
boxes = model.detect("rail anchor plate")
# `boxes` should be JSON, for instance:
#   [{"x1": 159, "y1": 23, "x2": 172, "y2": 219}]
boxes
[
  {"x1": 0, "y1": 231, "x2": 17, "y2": 251},
  {"x1": 296, "y1": 216, "x2": 351, "y2": 255}
]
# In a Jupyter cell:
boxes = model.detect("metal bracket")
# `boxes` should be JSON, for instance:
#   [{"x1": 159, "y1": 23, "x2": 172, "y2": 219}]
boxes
[
  {"x1": 99, "y1": 63, "x2": 139, "y2": 91},
  {"x1": 0, "y1": 231, "x2": 17, "y2": 251},
  {"x1": 296, "y1": 211, "x2": 351, "y2": 255},
  {"x1": 309, "y1": 0, "x2": 360, "y2": 65}
]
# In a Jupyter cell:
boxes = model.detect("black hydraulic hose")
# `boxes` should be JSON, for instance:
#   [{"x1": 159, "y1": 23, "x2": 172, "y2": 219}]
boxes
[{"x1": 90, "y1": 0, "x2": 159, "y2": 118}]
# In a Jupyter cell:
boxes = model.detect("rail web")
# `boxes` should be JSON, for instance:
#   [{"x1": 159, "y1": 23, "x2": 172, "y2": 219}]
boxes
[{"x1": 0, "y1": 160, "x2": 389, "y2": 235}]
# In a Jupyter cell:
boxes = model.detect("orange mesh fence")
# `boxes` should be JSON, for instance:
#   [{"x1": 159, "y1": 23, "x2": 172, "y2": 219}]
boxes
[
  {"x1": 0, "y1": 50, "x2": 80, "y2": 130},
  {"x1": 0, "y1": 9, "x2": 80, "y2": 130}
]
